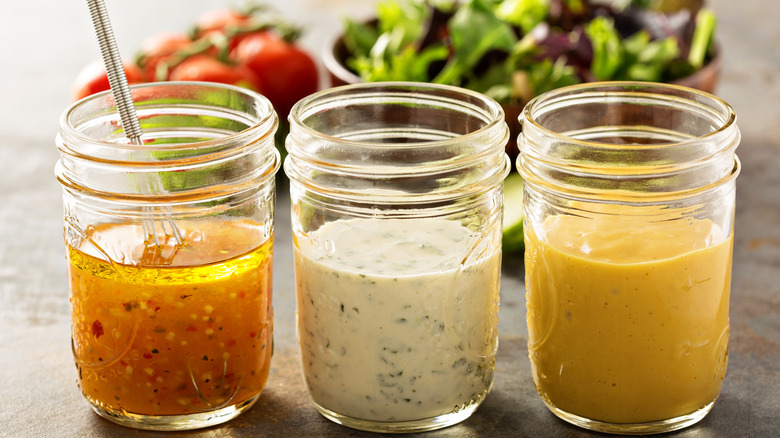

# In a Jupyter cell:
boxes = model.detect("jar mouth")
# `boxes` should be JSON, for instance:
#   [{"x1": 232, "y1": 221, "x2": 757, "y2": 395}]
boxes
[
  {"x1": 57, "y1": 82, "x2": 279, "y2": 201},
  {"x1": 59, "y1": 81, "x2": 276, "y2": 164},
  {"x1": 289, "y1": 82, "x2": 506, "y2": 148},
  {"x1": 522, "y1": 81, "x2": 738, "y2": 151},
  {"x1": 285, "y1": 82, "x2": 510, "y2": 203},
  {"x1": 517, "y1": 81, "x2": 741, "y2": 199}
]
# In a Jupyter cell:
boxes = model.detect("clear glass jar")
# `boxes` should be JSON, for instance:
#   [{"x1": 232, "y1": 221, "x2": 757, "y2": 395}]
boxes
[
  {"x1": 55, "y1": 82, "x2": 279, "y2": 431},
  {"x1": 517, "y1": 82, "x2": 740, "y2": 435},
  {"x1": 285, "y1": 82, "x2": 510, "y2": 433}
]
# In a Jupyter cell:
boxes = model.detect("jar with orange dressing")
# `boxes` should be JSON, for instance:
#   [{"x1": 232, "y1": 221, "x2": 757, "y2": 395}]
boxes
[
  {"x1": 517, "y1": 82, "x2": 740, "y2": 434},
  {"x1": 55, "y1": 82, "x2": 279, "y2": 430}
]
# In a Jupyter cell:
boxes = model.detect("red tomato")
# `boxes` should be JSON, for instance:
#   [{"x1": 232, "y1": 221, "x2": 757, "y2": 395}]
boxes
[
  {"x1": 136, "y1": 31, "x2": 192, "y2": 81},
  {"x1": 71, "y1": 59, "x2": 144, "y2": 102},
  {"x1": 168, "y1": 55, "x2": 261, "y2": 92},
  {"x1": 193, "y1": 9, "x2": 251, "y2": 39},
  {"x1": 193, "y1": 8, "x2": 271, "y2": 54},
  {"x1": 233, "y1": 32, "x2": 319, "y2": 118}
]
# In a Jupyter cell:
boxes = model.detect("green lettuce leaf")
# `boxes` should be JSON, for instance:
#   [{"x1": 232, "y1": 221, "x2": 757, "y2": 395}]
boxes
[
  {"x1": 433, "y1": 0, "x2": 518, "y2": 85},
  {"x1": 585, "y1": 16, "x2": 623, "y2": 80},
  {"x1": 495, "y1": 0, "x2": 549, "y2": 34}
]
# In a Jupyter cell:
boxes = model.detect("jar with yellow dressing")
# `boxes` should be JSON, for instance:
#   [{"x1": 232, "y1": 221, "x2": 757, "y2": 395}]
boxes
[{"x1": 517, "y1": 82, "x2": 740, "y2": 434}]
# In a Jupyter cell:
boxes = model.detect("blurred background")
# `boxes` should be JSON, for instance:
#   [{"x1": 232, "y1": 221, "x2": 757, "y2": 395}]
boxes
[
  {"x1": 0, "y1": 0, "x2": 380, "y2": 142},
  {"x1": 1, "y1": 0, "x2": 778, "y2": 144},
  {"x1": 0, "y1": 0, "x2": 777, "y2": 138}
]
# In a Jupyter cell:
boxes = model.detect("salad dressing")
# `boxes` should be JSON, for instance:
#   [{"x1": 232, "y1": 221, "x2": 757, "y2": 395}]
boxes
[
  {"x1": 68, "y1": 220, "x2": 273, "y2": 416},
  {"x1": 294, "y1": 218, "x2": 500, "y2": 421},
  {"x1": 525, "y1": 215, "x2": 732, "y2": 423}
]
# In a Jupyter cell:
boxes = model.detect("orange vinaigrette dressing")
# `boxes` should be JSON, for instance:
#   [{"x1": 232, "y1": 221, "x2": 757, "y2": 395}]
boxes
[{"x1": 67, "y1": 220, "x2": 273, "y2": 416}]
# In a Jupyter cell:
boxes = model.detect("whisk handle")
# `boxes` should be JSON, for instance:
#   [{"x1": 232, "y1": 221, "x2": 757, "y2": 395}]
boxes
[{"x1": 86, "y1": 0, "x2": 143, "y2": 142}]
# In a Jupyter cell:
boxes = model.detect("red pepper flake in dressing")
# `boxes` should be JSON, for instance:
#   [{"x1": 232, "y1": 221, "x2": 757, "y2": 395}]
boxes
[
  {"x1": 186, "y1": 325, "x2": 197, "y2": 332},
  {"x1": 143, "y1": 352, "x2": 154, "y2": 359},
  {"x1": 91, "y1": 320, "x2": 104, "y2": 338}
]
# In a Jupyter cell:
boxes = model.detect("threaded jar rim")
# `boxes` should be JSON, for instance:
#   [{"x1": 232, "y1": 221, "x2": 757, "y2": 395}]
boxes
[
  {"x1": 56, "y1": 81, "x2": 279, "y2": 204},
  {"x1": 517, "y1": 81, "x2": 740, "y2": 202},
  {"x1": 285, "y1": 82, "x2": 510, "y2": 205}
]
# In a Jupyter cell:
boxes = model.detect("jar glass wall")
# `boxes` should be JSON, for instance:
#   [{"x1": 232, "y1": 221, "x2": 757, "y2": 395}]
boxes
[
  {"x1": 517, "y1": 82, "x2": 740, "y2": 435},
  {"x1": 55, "y1": 82, "x2": 279, "y2": 431},
  {"x1": 285, "y1": 82, "x2": 510, "y2": 433}
]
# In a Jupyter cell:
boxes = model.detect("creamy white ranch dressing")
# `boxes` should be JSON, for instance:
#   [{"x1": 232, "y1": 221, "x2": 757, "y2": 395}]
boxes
[{"x1": 294, "y1": 217, "x2": 501, "y2": 422}]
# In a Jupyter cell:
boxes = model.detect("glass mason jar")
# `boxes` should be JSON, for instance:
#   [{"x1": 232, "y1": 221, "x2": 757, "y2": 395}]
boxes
[
  {"x1": 517, "y1": 82, "x2": 740, "y2": 435},
  {"x1": 285, "y1": 82, "x2": 510, "y2": 433},
  {"x1": 55, "y1": 82, "x2": 279, "y2": 431}
]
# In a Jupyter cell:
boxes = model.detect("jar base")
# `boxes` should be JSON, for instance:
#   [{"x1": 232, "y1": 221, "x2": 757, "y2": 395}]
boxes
[
  {"x1": 88, "y1": 393, "x2": 260, "y2": 431},
  {"x1": 311, "y1": 400, "x2": 482, "y2": 434},
  {"x1": 542, "y1": 399, "x2": 716, "y2": 435}
]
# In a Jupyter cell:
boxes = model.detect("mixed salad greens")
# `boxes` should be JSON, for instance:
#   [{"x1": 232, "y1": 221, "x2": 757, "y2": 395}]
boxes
[
  {"x1": 342, "y1": 0, "x2": 717, "y2": 104},
  {"x1": 341, "y1": 0, "x2": 718, "y2": 254}
]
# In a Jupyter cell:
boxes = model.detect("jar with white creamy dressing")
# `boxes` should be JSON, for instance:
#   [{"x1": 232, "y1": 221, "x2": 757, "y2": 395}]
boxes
[{"x1": 285, "y1": 82, "x2": 510, "y2": 433}]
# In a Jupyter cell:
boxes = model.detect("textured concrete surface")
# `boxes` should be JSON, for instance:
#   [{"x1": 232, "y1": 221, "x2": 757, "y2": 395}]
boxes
[{"x1": 0, "y1": 0, "x2": 778, "y2": 437}]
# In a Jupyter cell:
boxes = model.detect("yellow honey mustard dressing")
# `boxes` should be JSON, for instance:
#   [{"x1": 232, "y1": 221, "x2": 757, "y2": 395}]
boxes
[
  {"x1": 68, "y1": 220, "x2": 273, "y2": 416},
  {"x1": 525, "y1": 215, "x2": 732, "y2": 424}
]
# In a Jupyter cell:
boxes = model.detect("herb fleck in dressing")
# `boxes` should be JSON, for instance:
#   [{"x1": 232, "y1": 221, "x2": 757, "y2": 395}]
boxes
[{"x1": 294, "y1": 218, "x2": 500, "y2": 422}]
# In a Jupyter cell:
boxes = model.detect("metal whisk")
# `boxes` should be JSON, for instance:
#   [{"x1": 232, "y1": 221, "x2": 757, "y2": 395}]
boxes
[{"x1": 86, "y1": 0, "x2": 184, "y2": 251}]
